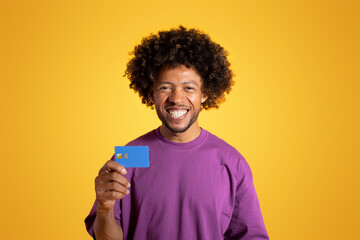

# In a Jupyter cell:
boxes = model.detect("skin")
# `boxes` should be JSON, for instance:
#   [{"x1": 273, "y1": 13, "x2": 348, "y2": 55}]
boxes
[
  {"x1": 149, "y1": 65, "x2": 208, "y2": 143},
  {"x1": 94, "y1": 160, "x2": 129, "y2": 240},
  {"x1": 94, "y1": 65, "x2": 208, "y2": 239}
]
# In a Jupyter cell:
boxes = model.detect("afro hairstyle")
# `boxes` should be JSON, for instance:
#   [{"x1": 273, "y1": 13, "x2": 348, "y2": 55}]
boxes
[{"x1": 124, "y1": 25, "x2": 234, "y2": 110}]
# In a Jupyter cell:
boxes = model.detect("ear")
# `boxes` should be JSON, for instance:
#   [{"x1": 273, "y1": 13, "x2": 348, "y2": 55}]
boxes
[{"x1": 201, "y1": 93, "x2": 208, "y2": 103}]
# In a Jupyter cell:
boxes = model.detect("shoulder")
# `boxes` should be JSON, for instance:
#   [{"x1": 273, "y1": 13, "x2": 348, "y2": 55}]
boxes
[
  {"x1": 203, "y1": 129, "x2": 252, "y2": 175},
  {"x1": 203, "y1": 129, "x2": 245, "y2": 161}
]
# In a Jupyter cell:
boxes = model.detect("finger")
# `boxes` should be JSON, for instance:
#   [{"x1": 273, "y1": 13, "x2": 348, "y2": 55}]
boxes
[
  {"x1": 103, "y1": 172, "x2": 131, "y2": 187},
  {"x1": 95, "y1": 172, "x2": 130, "y2": 188},
  {"x1": 97, "y1": 190, "x2": 129, "y2": 201},
  {"x1": 96, "y1": 181, "x2": 130, "y2": 196},
  {"x1": 99, "y1": 160, "x2": 127, "y2": 175},
  {"x1": 103, "y1": 181, "x2": 129, "y2": 195}
]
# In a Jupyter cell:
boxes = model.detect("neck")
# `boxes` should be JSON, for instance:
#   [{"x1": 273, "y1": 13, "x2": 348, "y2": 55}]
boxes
[{"x1": 159, "y1": 122, "x2": 202, "y2": 143}]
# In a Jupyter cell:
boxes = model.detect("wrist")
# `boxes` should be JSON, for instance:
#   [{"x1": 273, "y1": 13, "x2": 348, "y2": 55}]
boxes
[{"x1": 96, "y1": 203, "x2": 115, "y2": 217}]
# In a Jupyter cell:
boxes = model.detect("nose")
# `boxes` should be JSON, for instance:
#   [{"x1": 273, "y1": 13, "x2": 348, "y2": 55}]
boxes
[{"x1": 168, "y1": 88, "x2": 185, "y2": 104}]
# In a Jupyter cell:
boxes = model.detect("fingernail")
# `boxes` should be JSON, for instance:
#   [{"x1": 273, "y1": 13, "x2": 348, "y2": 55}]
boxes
[
  {"x1": 121, "y1": 168, "x2": 127, "y2": 174},
  {"x1": 126, "y1": 189, "x2": 129, "y2": 195},
  {"x1": 127, "y1": 183, "x2": 131, "y2": 188}
]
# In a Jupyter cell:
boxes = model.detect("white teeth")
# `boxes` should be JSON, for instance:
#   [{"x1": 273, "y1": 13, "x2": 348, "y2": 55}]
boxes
[{"x1": 169, "y1": 110, "x2": 187, "y2": 118}]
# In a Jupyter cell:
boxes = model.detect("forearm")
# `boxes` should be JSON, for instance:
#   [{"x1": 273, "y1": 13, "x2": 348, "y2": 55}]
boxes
[{"x1": 94, "y1": 209, "x2": 123, "y2": 240}]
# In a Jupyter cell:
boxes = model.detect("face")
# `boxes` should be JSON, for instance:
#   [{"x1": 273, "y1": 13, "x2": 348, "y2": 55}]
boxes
[{"x1": 149, "y1": 65, "x2": 208, "y2": 134}]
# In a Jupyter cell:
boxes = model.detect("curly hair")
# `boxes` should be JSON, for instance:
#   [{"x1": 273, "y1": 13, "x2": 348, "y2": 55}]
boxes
[{"x1": 124, "y1": 25, "x2": 234, "y2": 110}]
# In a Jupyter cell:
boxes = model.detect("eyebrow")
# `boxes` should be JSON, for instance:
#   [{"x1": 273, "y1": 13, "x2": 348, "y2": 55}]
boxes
[{"x1": 158, "y1": 81, "x2": 199, "y2": 86}]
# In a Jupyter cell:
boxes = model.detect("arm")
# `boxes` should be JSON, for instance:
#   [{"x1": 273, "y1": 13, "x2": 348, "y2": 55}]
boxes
[
  {"x1": 93, "y1": 160, "x2": 131, "y2": 240},
  {"x1": 225, "y1": 158, "x2": 269, "y2": 240},
  {"x1": 94, "y1": 208, "x2": 123, "y2": 240}
]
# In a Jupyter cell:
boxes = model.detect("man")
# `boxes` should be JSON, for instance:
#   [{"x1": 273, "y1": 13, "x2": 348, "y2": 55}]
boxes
[{"x1": 85, "y1": 26, "x2": 269, "y2": 240}]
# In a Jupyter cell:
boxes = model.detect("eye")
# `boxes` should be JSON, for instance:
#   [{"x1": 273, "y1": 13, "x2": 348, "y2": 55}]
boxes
[{"x1": 158, "y1": 86, "x2": 171, "y2": 92}]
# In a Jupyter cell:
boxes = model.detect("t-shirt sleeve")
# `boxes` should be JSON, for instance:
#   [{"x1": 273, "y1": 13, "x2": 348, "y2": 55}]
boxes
[
  {"x1": 84, "y1": 199, "x2": 122, "y2": 239},
  {"x1": 224, "y1": 156, "x2": 269, "y2": 240}
]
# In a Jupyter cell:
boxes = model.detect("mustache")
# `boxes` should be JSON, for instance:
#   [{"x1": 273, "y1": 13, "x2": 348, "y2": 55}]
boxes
[{"x1": 165, "y1": 103, "x2": 189, "y2": 108}]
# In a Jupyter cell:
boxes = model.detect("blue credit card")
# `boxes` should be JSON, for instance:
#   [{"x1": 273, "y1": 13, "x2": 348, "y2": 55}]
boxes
[{"x1": 114, "y1": 146, "x2": 150, "y2": 168}]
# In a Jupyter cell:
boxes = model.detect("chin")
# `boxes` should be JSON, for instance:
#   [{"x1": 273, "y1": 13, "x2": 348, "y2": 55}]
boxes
[{"x1": 164, "y1": 123, "x2": 191, "y2": 134}]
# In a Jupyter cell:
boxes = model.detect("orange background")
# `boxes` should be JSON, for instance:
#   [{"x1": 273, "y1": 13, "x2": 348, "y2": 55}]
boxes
[{"x1": 0, "y1": 0, "x2": 359, "y2": 239}]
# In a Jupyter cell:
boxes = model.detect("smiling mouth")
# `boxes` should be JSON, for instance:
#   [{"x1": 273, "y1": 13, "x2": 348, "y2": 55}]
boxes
[{"x1": 166, "y1": 109, "x2": 189, "y2": 118}]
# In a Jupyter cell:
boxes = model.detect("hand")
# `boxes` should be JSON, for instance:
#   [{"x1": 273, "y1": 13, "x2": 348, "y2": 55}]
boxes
[{"x1": 95, "y1": 160, "x2": 130, "y2": 212}]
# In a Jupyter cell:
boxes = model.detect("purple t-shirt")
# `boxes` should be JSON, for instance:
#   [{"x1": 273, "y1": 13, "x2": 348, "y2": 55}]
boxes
[{"x1": 85, "y1": 128, "x2": 268, "y2": 239}]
